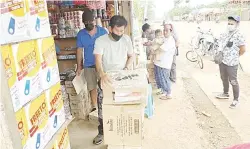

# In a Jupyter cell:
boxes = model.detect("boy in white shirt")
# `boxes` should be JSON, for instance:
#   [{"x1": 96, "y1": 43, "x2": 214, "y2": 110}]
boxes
[{"x1": 154, "y1": 24, "x2": 176, "y2": 99}]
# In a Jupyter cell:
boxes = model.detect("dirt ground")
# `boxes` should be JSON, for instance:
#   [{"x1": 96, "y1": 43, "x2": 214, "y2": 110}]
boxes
[{"x1": 68, "y1": 21, "x2": 250, "y2": 149}]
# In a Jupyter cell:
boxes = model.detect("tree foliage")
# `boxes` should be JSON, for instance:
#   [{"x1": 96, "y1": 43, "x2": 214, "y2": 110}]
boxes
[
  {"x1": 146, "y1": 0, "x2": 156, "y2": 20},
  {"x1": 168, "y1": 6, "x2": 192, "y2": 16},
  {"x1": 132, "y1": 0, "x2": 156, "y2": 26}
]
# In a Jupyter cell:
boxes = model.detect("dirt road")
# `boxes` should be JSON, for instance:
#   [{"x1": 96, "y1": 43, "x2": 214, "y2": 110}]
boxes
[{"x1": 68, "y1": 21, "x2": 249, "y2": 149}]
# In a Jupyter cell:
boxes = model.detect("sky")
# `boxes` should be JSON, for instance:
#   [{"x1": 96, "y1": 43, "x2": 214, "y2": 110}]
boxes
[{"x1": 154, "y1": 0, "x2": 227, "y2": 18}]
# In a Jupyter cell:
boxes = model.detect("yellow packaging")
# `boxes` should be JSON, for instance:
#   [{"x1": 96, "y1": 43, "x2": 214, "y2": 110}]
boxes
[
  {"x1": 25, "y1": 0, "x2": 51, "y2": 39},
  {"x1": 15, "y1": 108, "x2": 31, "y2": 149},
  {"x1": 37, "y1": 37, "x2": 60, "y2": 90},
  {"x1": 25, "y1": 93, "x2": 52, "y2": 149},
  {"x1": 1, "y1": 44, "x2": 20, "y2": 111},
  {"x1": 0, "y1": 0, "x2": 29, "y2": 44},
  {"x1": 14, "y1": 40, "x2": 43, "y2": 110},
  {"x1": 47, "y1": 140, "x2": 58, "y2": 149},
  {"x1": 1, "y1": 41, "x2": 43, "y2": 112},
  {"x1": 57, "y1": 127, "x2": 71, "y2": 149},
  {"x1": 45, "y1": 82, "x2": 66, "y2": 136}
]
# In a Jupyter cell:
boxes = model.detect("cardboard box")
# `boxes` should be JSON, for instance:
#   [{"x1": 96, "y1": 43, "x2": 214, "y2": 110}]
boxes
[
  {"x1": 26, "y1": 0, "x2": 51, "y2": 39},
  {"x1": 68, "y1": 91, "x2": 88, "y2": 101},
  {"x1": 37, "y1": 37, "x2": 60, "y2": 90},
  {"x1": 56, "y1": 127, "x2": 71, "y2": 149},
  {"x1": 103, "y1": 70, "x2": 148, "y2": 105},
  {"x1": 146, "y1": 63, "x2": 154, "y2": 69},
  {"x1": 65, "y1": 81, "x2": 74, "y2": 88},
  {"x1": 25, "y1": 93, "x2": 52, "y2": 149},
  {"x1": 15, "y1": 108, "x2": 31, "y2": 149},
  {"x1": 48, "y1": 141, "x2": 58, "y2": 149},
  {"x1": 1, "y1": 41, "x2": 43, "y2": 112},
  {"x1": 69, "y1": 100, "x2": 84, "y2": 110},
  {"x1": 70, "y1": 109, "x2": 87, "y2": 120},
  {"x1": 108, "y1": 145, "x2": 142, "y2": 149},
  {"x1": 1, "y1": 45, "x2": 20, "y2": 111},
  {"x1": 0, "y1": 0, "x2": 29, "y2": 45},
  {"x1": 66, "y1": 87, "x2": 77, "y2": 94},
  {"x1": 103, "y1": 104, "x2": 144, "y2": 147},
  {"x1": 89, "y1": 110, "x2": 98, "y2": 125},
  {"x1": 45, "y1": 82, "x2": 66, "y2": 136}
]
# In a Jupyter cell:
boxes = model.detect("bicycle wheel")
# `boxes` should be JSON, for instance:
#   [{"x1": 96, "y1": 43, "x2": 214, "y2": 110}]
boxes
[
  {"x1": 197, "y1": 54, "x2": 204, "y2": 69},
  {"x1": 186, "y1": 50, "x2": 198, "y2": 62}
]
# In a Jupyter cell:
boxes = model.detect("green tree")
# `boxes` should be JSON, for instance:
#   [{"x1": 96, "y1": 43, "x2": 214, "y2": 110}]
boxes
[
  {"x1": 133, "y1": 0, "x2": 145, "y2": 27},
  {"x1": 146, "y1": 0, "x2": 156, "y2": 20}
]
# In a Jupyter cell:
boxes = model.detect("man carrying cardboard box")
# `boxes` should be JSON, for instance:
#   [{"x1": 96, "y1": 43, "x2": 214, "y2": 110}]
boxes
[{"x1": 93, "y1": 15, "x2": 134, "y2": 145}]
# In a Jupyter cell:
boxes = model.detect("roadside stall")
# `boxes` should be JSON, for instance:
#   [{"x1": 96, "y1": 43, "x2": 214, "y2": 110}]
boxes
[
  {"x1": 0, "y1": 0, "x2": 72, "y2": 149},
  {"x1": 0, "y1": 0, "x2": 149, "y2": 149}
]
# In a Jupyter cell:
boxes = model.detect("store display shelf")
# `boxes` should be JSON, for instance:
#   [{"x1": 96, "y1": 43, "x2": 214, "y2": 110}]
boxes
[
  {"x1": 54, "y1": 37, "x2": 76, "y2": 40},
  {"x1": 57, "y1": 55, "x2": 76, "y2": 61},
  {"x1": 44, "y1": 117, "x2": 75, "y2": 149},
  {"x1": 60, "y1": 7, "x2": 85, "y2": 12},
  {"x1": 57, "y1": 58, "x2": 76, "y2": 61},
  {"x1": 102, "y1": 19, "x2": 110, "y2": 21}
]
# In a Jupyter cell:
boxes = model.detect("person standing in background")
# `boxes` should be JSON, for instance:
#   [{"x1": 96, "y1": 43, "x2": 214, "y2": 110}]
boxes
[
  {"x1": 154, "y1": 24, "x2": 176, "y2": 99},
  {"x1": 76, "y1": 9, "x2": 108, "y2": 112},
  {"x1": 93, "y1": 15, "x2": 134, "y2": 145},
  {"x1": 215, "y1": 16, "x2": 246, "y2": 109},
  {"x1": 164, "y1": 22, "x2": 180, "y2": 83},
  {"x1": 142, "y1": 23, "x2": 155, "y2": 60}
]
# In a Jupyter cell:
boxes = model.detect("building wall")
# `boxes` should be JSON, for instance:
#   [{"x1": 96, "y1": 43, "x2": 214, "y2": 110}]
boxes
[{"x1": 241, "y1": 9, "x2": 250, "y2": 21}]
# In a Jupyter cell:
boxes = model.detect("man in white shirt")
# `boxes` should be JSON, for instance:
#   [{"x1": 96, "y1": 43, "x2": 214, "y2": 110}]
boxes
[
  {"x1": 154, "y1": 24, "x2": 176, "y2": 99},
  {"x1": 92, "y1": 15, "x2": 134, "y2": 145}
]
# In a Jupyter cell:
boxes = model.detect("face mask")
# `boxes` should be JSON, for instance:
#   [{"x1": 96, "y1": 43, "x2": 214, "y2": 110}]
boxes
[
  {"x1": 227, "y1": 24, "x2": 236, "y2": 32},
  {"x1": 85, "y1": 23, "x2": 94, "y2": 31},
  {"x1": 111, "y1": 32, "x2": 122, "y2": 41}
]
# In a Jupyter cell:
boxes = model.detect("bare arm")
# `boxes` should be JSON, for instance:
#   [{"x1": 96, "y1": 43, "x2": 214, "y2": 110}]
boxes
[
  {"x1": 95, "y1": 54, "x2": 112, "y2": 88},
  {"x1": 95, "y1": 54, "x2": 105, "y2": 77},
  {"x1": 124, "y1": 54, "x2": 134, "y2": 69},
  {"x1": 57, "y1": 50, "x2": 76, "y2": 55},
  {"x1": 76, "y1": 47, "x2": 83, "y2": 70},
  {"x1": 239, "y1": 45, "x2": 246, "y2": 56}
]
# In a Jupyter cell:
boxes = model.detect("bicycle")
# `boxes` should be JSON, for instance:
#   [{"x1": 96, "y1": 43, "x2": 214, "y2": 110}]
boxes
[{"x1": 186, "y1": 43, "x2": 204, "y2": 69}]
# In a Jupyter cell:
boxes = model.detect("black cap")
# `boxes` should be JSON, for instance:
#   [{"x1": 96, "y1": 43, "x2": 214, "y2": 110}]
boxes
[
  {"x1": 82, "y1": 9, "x2": 95, "y2": 22},
  {"x1": 142, "y1": 23, "x2": 150, "y2": 32}
]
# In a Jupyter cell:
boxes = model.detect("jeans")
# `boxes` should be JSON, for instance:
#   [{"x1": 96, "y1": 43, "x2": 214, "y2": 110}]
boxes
[
  {"x1": 97, "y1": 81, "x2": 103, "y2": 135},
  {"x1": 156, "y1": 65, "x2": 171, "y2": 95},
  {"x1": 219, "y1": 63, "x2": 239, "y2": 100},
  {"x1": 154, "y1": 64, "x2": 161, "y2": 89}
]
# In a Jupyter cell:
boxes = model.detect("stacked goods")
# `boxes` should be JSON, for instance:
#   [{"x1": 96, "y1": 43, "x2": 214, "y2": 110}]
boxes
[
  {"x1": 0, "y1": 0, "x2": 51, "y2": 45},
  {"x1": 66, "y1": 79, "x2": 92, "y2": 120},
  {"x1": 60, "y1": 70, "x2": 92, "y2": 120},
  {"x1": 88, "y1": 109, "x2": 98, "y2": 125},
  {"x1": 61, "y1": 84, "x2": 72, "y2": 120},
  {"x1": 1, "y1": 38, "x2": 72, "y2": 149},
  {"x1": 0, "y1": 1, "x2": 72, "y2": 149},
  {"x1": 103, "y1": 70, "x2": 148, "y2": 149}
]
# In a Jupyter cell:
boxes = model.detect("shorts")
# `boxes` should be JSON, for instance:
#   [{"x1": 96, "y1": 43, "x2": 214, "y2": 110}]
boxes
[{"x1": 84, "y1": 68, "x2": 98, "y2": 91}]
